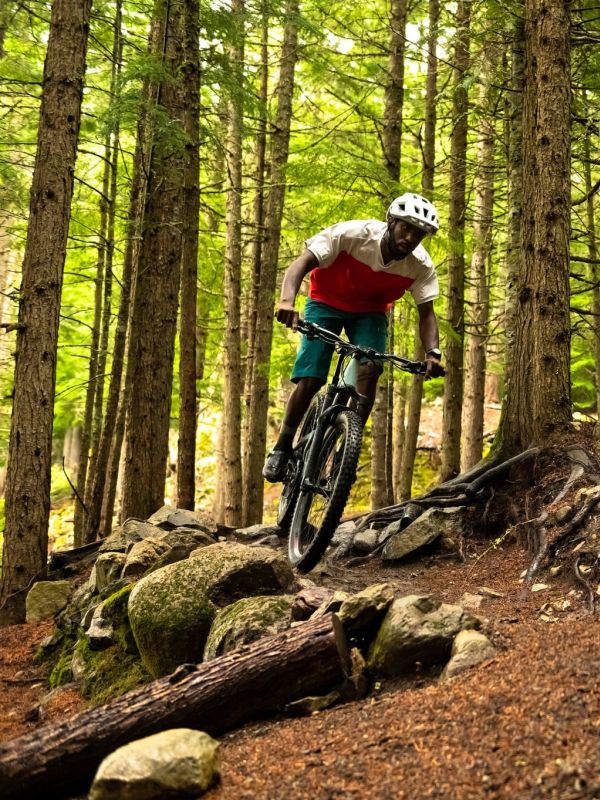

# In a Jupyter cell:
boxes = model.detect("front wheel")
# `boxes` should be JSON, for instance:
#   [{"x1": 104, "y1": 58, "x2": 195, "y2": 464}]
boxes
[{"x1": 288, "y1": 408, "x2": 362, "y2": 572}]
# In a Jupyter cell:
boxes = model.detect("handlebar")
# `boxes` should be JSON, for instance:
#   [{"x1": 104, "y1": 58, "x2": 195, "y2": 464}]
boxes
[{"x1": 296, "y1": 319, "x2": 428, "y2": 375}]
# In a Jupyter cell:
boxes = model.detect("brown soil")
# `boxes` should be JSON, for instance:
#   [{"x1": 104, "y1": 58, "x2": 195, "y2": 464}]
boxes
[
  {"x1": 0, "y1": 621, "x2": 86, "y2": 743},
  {"x1": 204, "y1": 542, "x2": 600, "y2": 800},
  {"x1": 1, "y1": 539, "x2": 599, "y2": 799}
]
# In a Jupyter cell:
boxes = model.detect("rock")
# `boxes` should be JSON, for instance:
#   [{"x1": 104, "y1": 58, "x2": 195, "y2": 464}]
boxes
[
  {"x1": 381, "y1": 507, "x2": 468, "y2": 562},
  {"x1": 161, "y1": 527, "x2": 216, "y2": 549},
  {"x1": 367, "y1": 594, "x2": 481, "y2": 677},
  {"x1": 89, "y1": 728, "x2": 219, "y2": 800},
  {"x1": 123, "y1": 519, "x2": 163, "y2": 540},
  {"x1": 291, "y1": 586, "x2": 335, "y2": 621},
  {"x1": 91, "y1": 553, "x2": 127, "y2": 593},
  {"x1": 311, "y1": 591, "x2": 349, "y2": 619},
  {"x1": 26, "y1": 581, "x2": 72, "y2": 623},
  {"x1": 531, "y1": 583, "x2": 549, "y2": 592},
  {"x1": 331, "y1": 520, "x2": 357, "y2": 544},
  {"x1": 285, "y1": 690, "x2": 341, "y2": 716},
  {"x1": 235, "y1": 524, "x2": 282, "y2": 541},
  {"x1": 122, "y1": 538, "x2": 171, "y2": 579},
  {"x1": 460, "y1": 592, "x2": 484, "y2": 610},
  {"x1": 353, "y1": 529, "x2": 379, "y2": 554},
  {"x1": 147, "y1": 505, "x2": 218, "y2": 534},
  {"x1": 203, "y1": 595, "x2": 295, "y2": 660},
  {"x1": 441, "y1": 630, "x2": 495, "y2": 680},
  {"x1": 129, "y1": 543, "x2": 296, "y2": 677},
  {"x1": 338, "y1": 583, "x2": 395, "y2": 639},
  {"x1": 249, "y1": 534, "x2": 282, "y2": 548},
  {"x1": 478, "y1": 586, "x2": 505, "y2": 599},
  {"x1": 85, "y1": 604, "x2": 115, "y2": 650}
]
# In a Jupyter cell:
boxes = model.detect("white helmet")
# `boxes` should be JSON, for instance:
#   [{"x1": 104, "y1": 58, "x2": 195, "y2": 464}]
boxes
[{"x1": 387, "y1": 193, "x2": 439, "y2": 235}]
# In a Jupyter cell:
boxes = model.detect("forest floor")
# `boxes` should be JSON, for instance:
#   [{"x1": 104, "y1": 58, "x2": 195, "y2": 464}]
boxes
[{"x1": 1, "y1": 536, "x2": 599, "y2": 799}]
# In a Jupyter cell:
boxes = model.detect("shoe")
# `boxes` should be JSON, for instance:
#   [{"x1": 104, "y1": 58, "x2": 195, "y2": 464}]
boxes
[{"x1": 263, "y1": 449, "x2": 291, "y2": 482}]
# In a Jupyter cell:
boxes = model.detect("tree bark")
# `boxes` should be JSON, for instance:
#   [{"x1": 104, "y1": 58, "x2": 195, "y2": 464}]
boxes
[
  {"x1": 494, "y1": 0, "x2": 572, "y2": 453},
  {"x1": 440, "y1": 0, "x2": 471, "y2": 480},
  {"x1": 85, "y1": 14, "x2": 157, "y2": 540},
  {"x1": 0, "y1": 0, "x2": 92, "y2": 624},
  {"x1": 399, "y1": 0, "x2": 438, "y2": 499},
  {"x1": 242, "y1": 2, "x2": 269, "y2": 511},
  {"x1": 176, "y1": 0, "x2": 200, "y2": 510},
  {"x1": 582, "y1": 111, "x2": 600, "y2": 413},
  {"x1": 121, "y1": 0, "x2": 187, "y2": 520},
  {"x1": 242, "y1": 0, "x2": 299, "y2": 525},
  {"x1": 382, "y1": 0, "x2": 408, "y2": 182},
  {"x1": 461, "y1": 42, "x2": 498, "y2": 471},
  {"x1": 220, "y1": 0, "x2": 245, "y2": 527},
  {"x1": 0, "y1": 615, "x2": 349, "y2": 800}
]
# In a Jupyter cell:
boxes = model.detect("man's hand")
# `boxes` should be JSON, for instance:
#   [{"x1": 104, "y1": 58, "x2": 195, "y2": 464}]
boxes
[
  {"x1": 276, "y1": 301, "x2": 300, "y2": 329},
  {"x1": 425, "y1": 356, "x2": 445, "y2": 379}
]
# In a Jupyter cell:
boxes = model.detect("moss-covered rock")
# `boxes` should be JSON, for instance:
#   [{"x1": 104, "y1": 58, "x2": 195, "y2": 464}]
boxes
[
  {"x1": 89, "y1": 729, "x2": 219, "y2": 800},
  {"x1": 367, "y1": 594, "x2": 481, "y2": 677},
  {"x1": 128, "y1": 542, "x2": 296, "y2": 677},
  {"x1": 71, "y1": 636, "x2": 150, "y2": 705},
  {"x1": 26, "y1": 580, "x2": 72, "y2": 623},
  {"x1": 204, "y1": 595, "x2": 295, "y2": 660}
]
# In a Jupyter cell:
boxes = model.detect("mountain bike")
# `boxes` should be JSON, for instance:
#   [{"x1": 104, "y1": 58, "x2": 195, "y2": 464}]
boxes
[{"x1": 277, "y1": 319, "x2": 427, "y2": 572}]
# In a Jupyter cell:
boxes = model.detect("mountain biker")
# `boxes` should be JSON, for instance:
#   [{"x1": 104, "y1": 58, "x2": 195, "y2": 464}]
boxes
[{"x1": 263, "y1": 192, "x2": 444, "y2": 483}]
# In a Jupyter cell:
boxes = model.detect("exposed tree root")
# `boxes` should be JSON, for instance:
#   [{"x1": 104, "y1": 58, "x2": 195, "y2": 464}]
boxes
[{"x1": 346, "y1": 438, "x2": 600, "y2": 605}]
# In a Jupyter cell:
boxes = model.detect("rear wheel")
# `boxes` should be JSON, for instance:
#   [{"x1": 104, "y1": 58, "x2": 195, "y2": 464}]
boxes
[
  {"x1": 288, "y1": 408, "x2": 362, "y2": 572},
  {"x1": 276, "y1": 396, "x2": 323, "y2": 532}
]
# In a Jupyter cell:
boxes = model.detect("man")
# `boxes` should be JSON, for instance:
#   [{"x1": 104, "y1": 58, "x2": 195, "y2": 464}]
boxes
[{"x1": 263, "y1": 192, "x2": 444, "y2": 482}]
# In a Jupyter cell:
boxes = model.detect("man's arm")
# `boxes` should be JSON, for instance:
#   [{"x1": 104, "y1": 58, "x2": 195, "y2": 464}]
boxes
[
  {"x1": 276, "y1": 249, "x2": 319, "y2": 328},
  {"x1": 417, "y1": 301, "x2": 444, "y2": 378}
]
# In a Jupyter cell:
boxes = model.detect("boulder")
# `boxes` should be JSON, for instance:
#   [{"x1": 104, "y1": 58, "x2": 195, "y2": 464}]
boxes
[
  {"x1": 338, "y1": 583, "x2": 394, "y2": 639},
  {"x1": 381, "y1": 507, "x2": 468, "y2": 561},
  {"x1": 147, "y1": 505, "x2": 218, "y2": 535},
  {"x1": 26, "y1": 581, "x2": 72, "y2": 623},
  {"x1": 441, "y1": 630, "x2": 496, "y2": 680},
  {"x1": 85, "y1": 585, "x2": 137, "y2": 653},
  {"x1": 204, "y1": 595, "x2": 295, "y2": 660},
  {"x1": 291, "y1": 586, "x2": 335, "y2": 621},
  {"x1": 235, "y1": 523, "x2": 282, "y2": 541},
  {"x1": 129, "y1": 543, "x2": 296, "y2": 676},
  {"x1": 312, "y1": 590, "x2": 349, "y2": 619},
  {"x1": 368, "y1": 594, "x2": 481, "y2": 676},
  {"x1": 331, "y1": 520, "x2": 356, "y2": 544},
  {"x1": 85, "y1": 604, "x2": 115, "y2": 650},
  {"x1": 353, "y1": 529, "x2": 379, "y2": 554},
  {"x1": 89, "y1": 729, "x2": 219, "y2": 800},
  {"x1": 122, "y1": 538, "x2": 171, "y2": 579},
  {"x1": 91, "y1": 553, "x2": 127, "y2": 593}
]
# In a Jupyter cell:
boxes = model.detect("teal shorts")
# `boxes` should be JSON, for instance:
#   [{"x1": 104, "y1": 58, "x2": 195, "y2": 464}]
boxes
[{"x1": 291, "y1": 299, "x2": 388, "y2": 383}]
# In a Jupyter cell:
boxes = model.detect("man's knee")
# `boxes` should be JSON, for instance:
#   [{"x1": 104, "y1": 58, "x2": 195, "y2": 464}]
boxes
[
  {"x1": 296, "y1": 376, "x2": 325, "y2": 395},
  {"x1": 357, "y1": 362, "x2": 381, "y2": 386}
]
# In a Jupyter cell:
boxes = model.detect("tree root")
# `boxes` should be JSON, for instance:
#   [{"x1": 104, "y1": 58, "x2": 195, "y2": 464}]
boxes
[{"x1": 354, "y1": 447, "x2": 540, "y2": 535}]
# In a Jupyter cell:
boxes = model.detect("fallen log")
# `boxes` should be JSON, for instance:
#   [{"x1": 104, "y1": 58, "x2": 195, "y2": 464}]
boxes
[{"x1": 0, "y1": 614, "x2": 349, "y2": 800}]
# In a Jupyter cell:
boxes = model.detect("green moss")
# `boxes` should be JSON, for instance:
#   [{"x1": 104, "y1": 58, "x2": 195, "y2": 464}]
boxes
[
  {"x1": 49, "y1": 647, "x2": 74, "y2": 688},
  {"x1": 73, "y1": 636, "x2": 151, "y2": 705}
]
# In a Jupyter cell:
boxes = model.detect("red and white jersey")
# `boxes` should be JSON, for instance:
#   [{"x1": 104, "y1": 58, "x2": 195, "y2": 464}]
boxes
[{"x1": 305, "y1": 219, "x2": 438, "y2": 314}]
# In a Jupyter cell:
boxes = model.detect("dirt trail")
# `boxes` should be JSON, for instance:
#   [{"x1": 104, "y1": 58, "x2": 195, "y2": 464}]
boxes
[{"x1": 1, "y1": 539, "x2": 599, "y2": 799}]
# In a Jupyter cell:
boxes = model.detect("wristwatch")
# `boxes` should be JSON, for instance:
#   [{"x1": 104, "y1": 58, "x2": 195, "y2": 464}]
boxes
[{"x1": 426, "y1": 348, "x2": 442, "y2": 360}]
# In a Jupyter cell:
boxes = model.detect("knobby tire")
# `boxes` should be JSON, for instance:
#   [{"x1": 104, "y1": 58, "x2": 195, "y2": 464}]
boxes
[
  {"x1": 276, "y1": 397, "x2": 323, "y2": 532},
  {"x1": 288, "y1": 408, "x2": 362, "y2": 572}
]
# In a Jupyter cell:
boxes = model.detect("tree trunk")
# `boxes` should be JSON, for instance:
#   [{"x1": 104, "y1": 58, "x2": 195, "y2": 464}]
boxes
[
  {"x1": 85, "y1": 10, "x2": 154, "y2": 540},
  {"x1": 0, "y1": 615, "x2": 349, "y2": 800},
  {"x1": 440, "y1": 0, "x2": 471, "y2": 480},
  {"x1": 461, "y1": 43, "x2": 498, "y2": 471},
  {"x1": 121, "y1": 0, "x2": 187, "y2": 520},
  {"x1": 219, "y1": 0, "x2": 245, "y2": 527},
  {"x1": 494, "y1": 0, "x2": 571, "y2": 453},
  {"x1": 382, "y1": 0, "x2": 408, "y2": 182},
  {"x1": 494, "y1": 11, "x2": 525, "y2": 455},
  {"x1": 0, "y1": 0, "x2": 92, "y2": 624},
  {"x1": 399, "y1": 0, "x2": 438, "y2": 499},
  {"x1": 242, "y1": 2, "x2": 269, "y2": 502},
  {"x1": 582, "y1": 112, "x2": 600, "y2": 413},
  {"x1": 242, "y1": 0, "x2": 299, "y2": 525},
  {"x1": 176, "y1": 0, "x2": 200, "y2": 510},
  {"x1": 371, "y1": 377, "x2": 388, "y2": 510}
]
